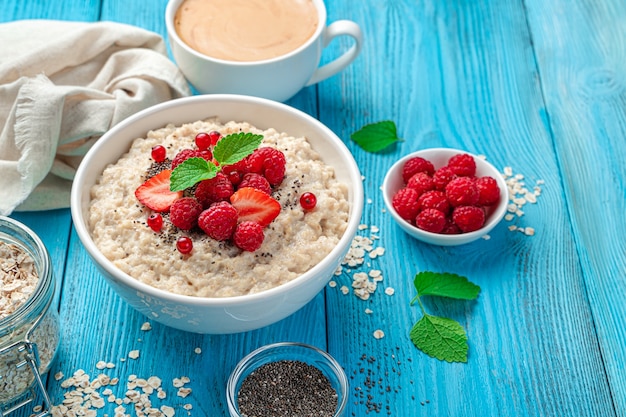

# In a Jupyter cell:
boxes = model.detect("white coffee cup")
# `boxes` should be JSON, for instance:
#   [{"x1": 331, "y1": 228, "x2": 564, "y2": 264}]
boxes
[{"x1": 165, "y1": 0, "x2": 363, "y2": 102}]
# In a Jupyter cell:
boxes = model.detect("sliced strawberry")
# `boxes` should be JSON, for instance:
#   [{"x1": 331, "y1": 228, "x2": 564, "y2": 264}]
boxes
[
  {"x1": 134, "y1": 169, "x2": 183, "y2": 212},
  {"x1": 230, "y1": 187, "x2": 281, "y2": 227}
]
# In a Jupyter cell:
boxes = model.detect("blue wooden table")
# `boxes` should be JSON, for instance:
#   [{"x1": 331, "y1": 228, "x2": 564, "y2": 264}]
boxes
[{"x1": 3, "y1": 0, "x2": 626, "y2": 416}]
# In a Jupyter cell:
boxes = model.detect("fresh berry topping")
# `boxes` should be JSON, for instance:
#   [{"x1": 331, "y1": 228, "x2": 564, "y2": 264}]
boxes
[
  {"x1": 230, "y1": 187, "x2": 281, "y2": 227},
  {"x1": 432, "y1": 166, "x2": 457, "y2": 190},
  {"x1": 239, "y1": 173, "x2": 272, "y2": 195},
  {"x1": 135, "y1": 170, "x2": 182, "y2": 212},
  {"x1": 151, "y1": 145, "x2": 167, "y2": 163},
  {"x1": 208, "y1": 130, "x2": 221, "y2": 146},
  {"x1": 247, "y1": 147, "x2": 286, "y2": 186},
  {"x1": 169, "y1": 197, "x2": 203, "y2": 230},
  {"x1": 476, "y1": 176, "x2": 501, "y2": 206},
  {"x1": 195, "y1": 132, "x2": 212, "y2": 151},
  {"x1": 176, "y1": 236, "x2": 193, "y2": 254},
  {"x1": 146, "y1": 213, "x2": 163, "y2": 232},
  {"x1": 171, "y1": 149, "x2": 213, "y2": 170},
  {"x1": 445, "y1": 177, "x2": 479, "y2": 207},
  {"x1": 447, "y1": 153, "x2": 476, "y2": 177},
  {"x1": 402, "y1": 157, "x2": 435, "y2": 183},
  {"x1": 300, "y1": 192, "x2": 317, "y2": 211},
  {"x1": 233, "y1": 221, "x2": 265, "y2": 252},
  {"x1": 222, "y1": 159, "x2": 250, "y2": 186},
  {"x1": 195, "y1": 172, "x2": 234, "y2": 207},
  {"x1": 406, "y1": 172, "x2": 434, "y2": 196},
  {"x1": 391, "y1": 187, "x2": 420, "y2": 222},
  {"x1": 417, "y1": 190, "x2": 450, "y2": 214},
  {"x1": 415, "y1": 208, "x2": 447, "y2": 233},
  {"x1": 198, "y1": 201, "x2": 238, "y2": 241},
  {"x1": 452, "y1": 206, "x2": 486, "y2": 232}
]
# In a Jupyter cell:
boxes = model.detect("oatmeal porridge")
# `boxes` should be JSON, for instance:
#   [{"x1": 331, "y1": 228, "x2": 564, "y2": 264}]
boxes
[{"x1": 89, "y1": 118, "x2": 350, "y2": 298}]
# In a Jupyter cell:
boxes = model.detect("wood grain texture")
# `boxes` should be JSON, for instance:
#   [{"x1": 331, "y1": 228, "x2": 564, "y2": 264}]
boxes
[
  {"x1": 525, "y1": 0, "x2": 626, "y2": 415},
  {"x1": 3, "y1": 0, "x2": 626, "y2": 415},
  {"x1": 321, "y1": 0, "x2": 614, "y2": 415}
]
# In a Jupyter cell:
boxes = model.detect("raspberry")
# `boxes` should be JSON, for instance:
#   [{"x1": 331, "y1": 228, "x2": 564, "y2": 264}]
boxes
[
  {"x1": 406, "y1": 172, "x2": 434, "y2": 196},
  {"x1": 169, "y1": 197, "x2": 203, "y2": 230},
  {"x1": 171, "y1": 149, "x2": 213, "y2": 169},
  {"x1": 239, "y1": 173, "x2": 271, "y2": 195},
  {"x1": 417, "y1": 190, "x2": 450, "y2": 214},
  {"x1": 247, "y1": 147, "x2": 286, "y2": 186},
  {"x1": 198, "y1": 201, "x2": 238, "y2": 241},
  {"x1": 447, "y1": 153, "x2": 476, "y2": 177},
  {"x1": 452, "y1": 206, "x2": 486, "y2": 232},
  {"x1": 195, "y1": 173, "x2": 234, "y2": 207},
  {"x1": 476, "y1": 176, "x2": 501, "y2": 206},
  {"x1": 233, "y1": 221, "x2": 265, "y2": 251},
  {"x1": 445, "y1": 177, "x2": 479, "y2": 207},
  {"x1": 432, "y1": 166, "x2": 457, "y2": 190},
  {"x1": 391, "y1": 187, "x2": 420, "y2": 223},
  {"x1": 415, "y1": 209, "x2": 447, "y2": 233},
  {"x1": 402, "y1": 157, "x2": 435, "y2": 183},
  {"x1": 441, "y1": 218, "x2": 462, "y2": 234}
]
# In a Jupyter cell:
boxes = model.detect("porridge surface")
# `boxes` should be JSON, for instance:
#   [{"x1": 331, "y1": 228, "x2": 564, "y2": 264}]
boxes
[{"x1": 89, "y1": 119, "x2": 350, "y2": 297}]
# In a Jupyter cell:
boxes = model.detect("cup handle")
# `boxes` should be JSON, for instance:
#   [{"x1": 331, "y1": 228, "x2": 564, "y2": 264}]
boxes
[{"x1": 305, "y1": 20, "x2": 363, "y2": 86}]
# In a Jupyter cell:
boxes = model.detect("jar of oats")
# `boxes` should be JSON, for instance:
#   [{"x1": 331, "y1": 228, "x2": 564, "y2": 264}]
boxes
[{"x1": 0, "y1": 216, "x2": 60, "y2": 416}]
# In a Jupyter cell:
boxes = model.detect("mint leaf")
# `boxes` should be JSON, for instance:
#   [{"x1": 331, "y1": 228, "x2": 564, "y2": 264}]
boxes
[
  {"x1": 350, "y1": 120, "x2": 401, "y2": 152},
  {"x1": 170, "y1": 157, "x2": 218, "y2": 191},
  {"x1": 410, "y1": 314, "x2": 469, "y2": 363},
  {"x1": 213, "y1": 132, "x2": 263, "y2": 166},
  {"x1": 412, "y1": 271, "x2": 480, "y2": 301}
]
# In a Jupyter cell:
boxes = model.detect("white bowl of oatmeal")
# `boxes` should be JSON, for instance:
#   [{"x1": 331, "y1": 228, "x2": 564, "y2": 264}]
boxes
[{"x1": 71, "y1": 94, "x2": 363, "y2": 334}]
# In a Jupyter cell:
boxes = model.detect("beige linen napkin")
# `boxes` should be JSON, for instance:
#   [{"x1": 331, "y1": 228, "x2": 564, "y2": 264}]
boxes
[{"x1": 0, "y1": 20, "x2": 191, "y2": 215}]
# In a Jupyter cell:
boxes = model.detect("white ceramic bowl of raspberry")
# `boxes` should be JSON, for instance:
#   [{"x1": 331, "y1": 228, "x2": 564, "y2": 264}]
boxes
[
  {"x1": 381, "y1": 148, "x2": 508, "y2": 246},
  {"x1": 71, "y1": 94, "x2": 363, "y2": 334}
]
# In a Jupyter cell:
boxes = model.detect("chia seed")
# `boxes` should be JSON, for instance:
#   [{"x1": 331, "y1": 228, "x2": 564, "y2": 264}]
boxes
[{"x1": 237, "y1": 360, "x2": 338, "y2": 417}]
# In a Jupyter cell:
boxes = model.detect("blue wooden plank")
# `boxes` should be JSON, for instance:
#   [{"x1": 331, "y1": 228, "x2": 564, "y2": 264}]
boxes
[
  {"x1": 321, "y1": 0, "x2": 613, "y2": 416},
  {"x1": 525, "y1": 0, "x2": 626, "y2": 414},
  {"x1": 0, "y1": 0, "x2": 101, "y2": 22}
]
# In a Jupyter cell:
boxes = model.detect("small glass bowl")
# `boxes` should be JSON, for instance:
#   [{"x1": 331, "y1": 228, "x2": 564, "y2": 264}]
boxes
[{"x1": 226, "y1": 342, "x2": 349, "y2": 417}]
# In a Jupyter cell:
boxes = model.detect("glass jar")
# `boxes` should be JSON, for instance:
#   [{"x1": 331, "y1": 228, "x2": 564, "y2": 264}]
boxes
[{"x1": 0, "y1": 216, "x2": 60, "y2": 416}]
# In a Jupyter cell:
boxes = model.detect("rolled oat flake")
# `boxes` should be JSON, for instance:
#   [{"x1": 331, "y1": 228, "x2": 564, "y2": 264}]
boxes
[
  {"x1": 238, "y1": 360, "x2": 338, "y2": 417},
  {"x1": 0, "y1": 217, "x2": 60, "y2": 416}
]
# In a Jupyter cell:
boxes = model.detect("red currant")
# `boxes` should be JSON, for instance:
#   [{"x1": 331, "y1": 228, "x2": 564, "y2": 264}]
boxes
[
  {"x1": 151, "y1": 145, "x2": 166, "y2": 163},
  {"x1": 176, "y1": 236, "x2": 193, "y2": 254},
  {"x1": 208, "y1": 131, "x2": 221, "y2": 146},
  {"x1": 300, "y1": 192, "x2": 317, "y2": 210},
  {"x1": 146, "y1": 213, "x2": 163, "y2": 232},
  {"x1": 195, "y1": 132, "x2": 212, "y2": 150}
]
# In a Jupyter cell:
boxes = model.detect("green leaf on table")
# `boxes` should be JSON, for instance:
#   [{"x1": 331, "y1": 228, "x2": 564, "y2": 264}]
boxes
[
  {"x1": 213, "y1": 132, "x2": 263, "y2": 166},
  {"x1": 350, "y1": 120, "x2": 402, "y2": 152},
  {"x1": 412, "y1": 271, "x2": 481, "y2": 301},
  {"x1": 410, "y1": 314, "x2": 469, "y2": 363},
  {"x1": 170, "y1": 157, "x2": 218, "y2": 191}
]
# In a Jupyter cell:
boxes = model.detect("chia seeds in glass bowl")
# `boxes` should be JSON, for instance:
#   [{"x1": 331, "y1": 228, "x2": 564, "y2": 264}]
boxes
[{"x1": 226, "y1": 342, "x2": 348, "y2": 417}]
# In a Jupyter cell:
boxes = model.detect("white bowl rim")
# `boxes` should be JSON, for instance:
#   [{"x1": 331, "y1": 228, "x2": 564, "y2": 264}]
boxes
[
  {"x1": 381, "y1": 147, "x2": 508, "y2": 245},
  {"x1": 71, "y1": 94, "x2": 363, "y2": 306}
]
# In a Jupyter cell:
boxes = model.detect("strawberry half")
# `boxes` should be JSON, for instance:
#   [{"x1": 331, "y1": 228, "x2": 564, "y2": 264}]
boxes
[
  {"x1": 230, "y1": 187, "x2": 281, "y2": 227},
  {"x1": 135, "y1": 169, "x2": 183, "y2": 212}
]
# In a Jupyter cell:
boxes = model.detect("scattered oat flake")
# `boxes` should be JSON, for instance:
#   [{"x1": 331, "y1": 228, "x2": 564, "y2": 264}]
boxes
[
  {"x1": 140, "y1": 322, "x2": 152, "y2": 331},
  {"x1": 194, "y1": 347, "x2": 202, "y2": 354},
  {"x1": 340, "y1": 285, "x2": 350, "y2": 295},
  {"x1": 373, "y1": 330, "x2": 385, "y2": 339},
  {"x1": 328, "y1": 280, "x2": 337, "y2": 288},
  {"x1": 384, "y1": 287, "x2": 395, "y2": 296},
  {"x1": 128, "y1": 350, "x2": 140, "y2": 360},
  {"x1": 55, "y1": 372, "x2": 64, "y2": 381},
  {"x1": 365, "y1": 308, "x2": 373, "y2": 314},
  {"x1": 482, "y1": 234, "x2": 491, "y2": 240}
]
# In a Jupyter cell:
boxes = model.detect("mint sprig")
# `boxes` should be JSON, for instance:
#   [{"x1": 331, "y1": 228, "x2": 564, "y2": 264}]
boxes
[
  {"x1": 409, "y1": 271, "x2": 480, "y2": 363},
  {"x1": 169, "y1": 132, "x2": 263, "y2": 192},
  {"x1": 350, "y1": 120, "x2": 402, "y2": 152}
]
